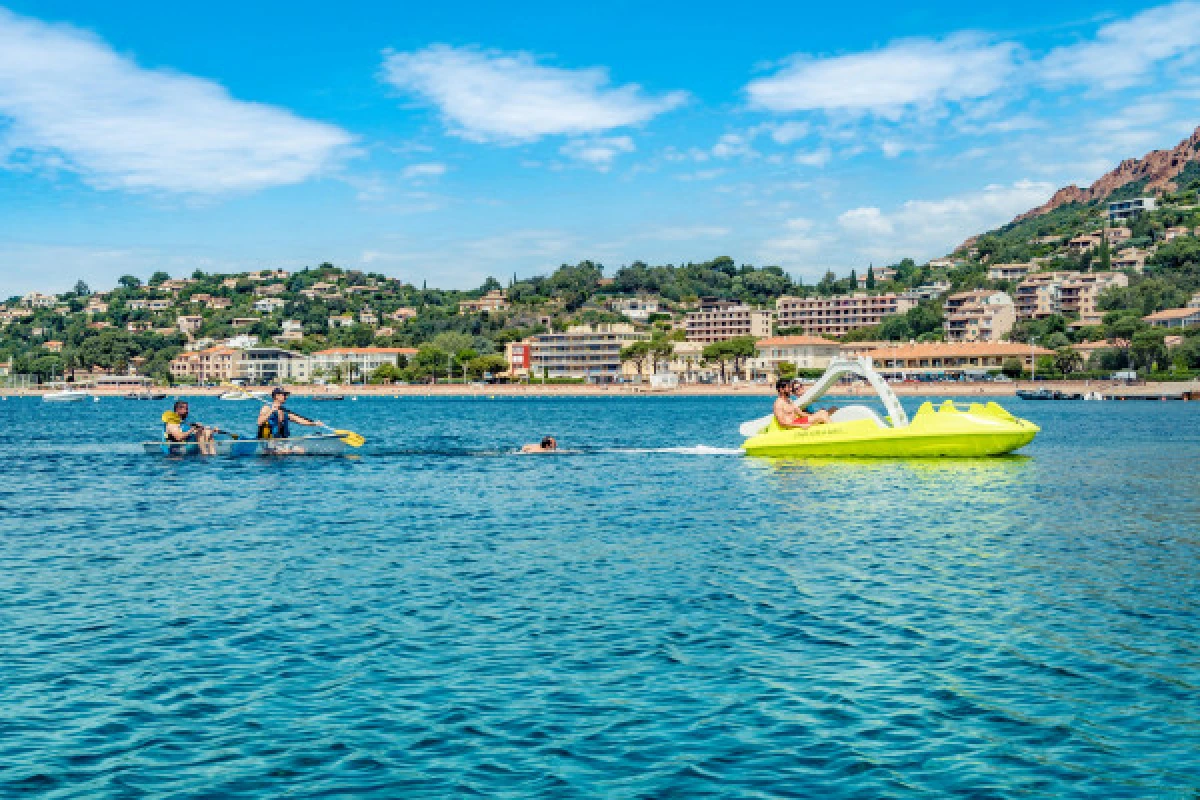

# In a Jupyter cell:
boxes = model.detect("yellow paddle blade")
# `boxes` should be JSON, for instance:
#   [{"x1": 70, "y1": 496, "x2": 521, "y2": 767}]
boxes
[{"x1": 334, "y1": 429, "x2": 365, "y2": 448}]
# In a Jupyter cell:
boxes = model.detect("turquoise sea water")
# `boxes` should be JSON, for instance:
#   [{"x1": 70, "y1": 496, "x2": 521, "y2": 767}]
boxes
[{"x1": 1, "y1": 395, "x2": 1198, "y2": 798}]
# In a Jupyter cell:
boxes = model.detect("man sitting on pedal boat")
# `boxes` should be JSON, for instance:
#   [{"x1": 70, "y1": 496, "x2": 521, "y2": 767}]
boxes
[{"x1": 773, "y1": 379, "x2": 832, "y2": 429}]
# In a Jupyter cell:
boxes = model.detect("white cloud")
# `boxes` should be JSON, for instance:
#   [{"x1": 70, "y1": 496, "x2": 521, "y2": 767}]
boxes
[
  {"x1": 745, "y1": 33, "x2": 1019, "y2": 117},
  {"x1": 1039, "y1": 2, "x2": 1200, "y2": 90},
  {"x1": 712, "y1": 132, "x2": 755, "y2": 159},
  {"x1": 838, "y1": 207, "x2": 895, "y2": 236},
  {"x1": 759, "y1": 217, "x2": 829, "y2": 264},
  {"x1": 380, "y1": 45, "x2": 687, "y2": 142},
  {"x1": 793, "y1": 147, "x2": 831, "y2": 167},
  {"x1": 559, "y1": 135, "x2": 635, "y2": 170},
  {"x1": 0, "y1": 7, "x2": 354, "y2": 193},
  {"x1": 768, "y1": 121, "x2": 810, "y2": 144},
  {"x1": 844, "y1": 180, "x2": 1054, "y2": 260},
  {"x1": 401, "y1": 162, "x2": 447, "y2": 179}
]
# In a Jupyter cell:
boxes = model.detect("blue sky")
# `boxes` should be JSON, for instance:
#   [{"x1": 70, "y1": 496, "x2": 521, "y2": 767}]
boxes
[{"x1": 1, "y1": 0, "x2": 1198, "y2": 297}]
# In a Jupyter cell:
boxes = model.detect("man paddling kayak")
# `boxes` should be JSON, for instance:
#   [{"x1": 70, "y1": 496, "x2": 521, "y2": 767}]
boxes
[
  {"x1": 162, "y1": 401, "x2": 216, "y2": 454},
  {"x1": 256, "y1": 387, "x2": 325, "y2": 439}
]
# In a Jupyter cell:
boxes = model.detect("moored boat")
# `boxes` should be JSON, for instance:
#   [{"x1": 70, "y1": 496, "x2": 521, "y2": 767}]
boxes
[
  {"x1": 43, "y1": 389, "x2": 90, "y2": 402},
  {"x1": 741, "y1": 357, "x2": 1039, "y2": 458}
]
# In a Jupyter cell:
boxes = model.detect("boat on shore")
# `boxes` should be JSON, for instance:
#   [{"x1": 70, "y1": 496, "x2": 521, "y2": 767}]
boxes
[
  {"x1": 142, "y1": 434, "x2": 350, "y2": 457},
  {"x1": 43, "y1": 389, "x2": 90, "y2": 402},
  {"x1": 1017, "y1": 388, "x2": 1081, "y2": 400},
  {"x1": 125, "y1": 391, "x2": 167, "y2": 400},
  {"x1": 741, "y1": 357, "x2": 1039, "y2": 458}
]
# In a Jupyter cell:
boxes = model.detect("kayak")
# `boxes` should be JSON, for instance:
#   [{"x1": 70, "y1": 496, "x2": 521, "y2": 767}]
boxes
[
  {"x1": 142, "y1": 434, "x2": 350, "y2": 457},
  {"x1": 741, "y1": 356, "x2": 1039, "y2": 458},
  {"x1": 743, "y1": 400, "x2": 1039, "y2": 457}
]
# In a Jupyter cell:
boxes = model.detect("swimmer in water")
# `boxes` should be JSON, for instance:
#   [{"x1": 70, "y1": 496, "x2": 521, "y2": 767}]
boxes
[{"x1": 521, "y1": 436, "x2": 557, "y2": 453}]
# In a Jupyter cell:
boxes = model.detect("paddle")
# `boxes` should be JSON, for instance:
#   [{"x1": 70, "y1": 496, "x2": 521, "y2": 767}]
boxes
[{"x1": 247, "y1": 391, "x2": 365, "y2": 447}]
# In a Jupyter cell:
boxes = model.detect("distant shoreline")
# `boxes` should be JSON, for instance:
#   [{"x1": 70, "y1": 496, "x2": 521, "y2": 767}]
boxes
[{"x1": 5, "y1": 380, "x2": 1198, "y2": 399}]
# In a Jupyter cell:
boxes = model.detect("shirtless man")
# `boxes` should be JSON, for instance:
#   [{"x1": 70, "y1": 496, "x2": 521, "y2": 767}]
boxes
[
  {"x1": 773, "y1": 379, "x2": 832, "y2": 428},
  {"x1": 521, "y1": 436, "x2": 558, "y2": 453}
]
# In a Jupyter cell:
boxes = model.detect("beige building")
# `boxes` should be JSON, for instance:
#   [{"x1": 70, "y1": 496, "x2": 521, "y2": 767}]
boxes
[
  {"x1": 1144, "y1": 307, "x2": 1200, "y2": 329},
  {"x1": 856, "y1": 266, "x2": 897, "y2": 288},
  {"x1": 774, "y1": 293, "x2": 915, "y2": 337},
  {"x1": 753, "y1": 335, "x2": 842, "y2": 376},
  {"x1": 867, "y1": 342, "x2": 1053, "y2": 377},
  {"x1": 459, "y1": 290, "x2": 510, "y2": 314},
  {"x1": 986, "y1": 263, "x2": 1033, "y2": 282},
  {"x1": 685, "y1": 300, "x2": 773, "y2": 342},
  {"x1": 943, "y1": 291, "x2": 1015, "y2": 343},
  {"x1": 170, "y1": 346, "x2": 242, "y2": 383},
  {"x1": 1014, "y1": 272, "x2": 1074, "y2": 319},
  {"x1": 1112, "y1": 248, "x2": 1152, "y2": 273},
  {"x1": 1058, "y1": 272, "x2": 1128, "y2": 320},
  {"x1": 177, "y1": 315, "x2": 204, "y2": 335},
  {"x1": 529, "y1": 323, "x2": 649, "y2": 383}
]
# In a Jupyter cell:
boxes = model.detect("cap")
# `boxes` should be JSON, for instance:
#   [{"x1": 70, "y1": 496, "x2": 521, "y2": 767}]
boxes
[{"x1": 271, "y1": 387, "x2": 290, "y2": 397}]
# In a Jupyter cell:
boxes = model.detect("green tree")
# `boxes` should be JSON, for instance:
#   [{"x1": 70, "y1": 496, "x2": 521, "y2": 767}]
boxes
[
  {"x1": 466, "y1": 354, "x2": 509, "y2": 380},
  {"x1": 620, "y1": 340, "x2": 651, "y2": 380},
  {"x1": 148, "y1": 271, "x2": 171, "y2": 286},
  {"x1": 118, "y1": 275, "x2": 141, "y2": 289},
  {"x1": 1054, "y1": 347, "x2": 1082, "y2": 375},
  {"x1": 726, "y1": 336, "x2": 758, "y2": 379},
  {"x1": 701, "y1": 341, "x2": 732, "y2": 383},
  {"x1": 776, "y1": 361, "x2": 797, "y2": 380},
  {"x1": 73, "y1": 280, "x2": 90, "y2": 297},
  {"x1": 1001, "y1": 358, "x2": 1024, "y2": 379}
]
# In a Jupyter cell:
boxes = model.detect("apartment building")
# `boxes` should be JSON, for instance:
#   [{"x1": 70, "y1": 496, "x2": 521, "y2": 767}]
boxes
[
  {"x1": 529, "y1": 324, "x2": 649, "y2": 383},
  {"x1": 170, "y1": 346, "x2": 242, "y2": 383},
  {"x1": 21, "y1": 292, "x2": 57, "y2": 308},
  {"x1": 1058, "y1": 272, "x2": 1128, "y2": 323},
  {"x1": 1108, "y1": 197, "x2": 1155, "y2": 223},
  {"x1": 240, "y1": 347, "x2": 312, "y2": 384},
  {"x1": 1014, "y1": 272, "x2": 1074, "y2": 319},
  {"x1": 943, "y1": 291, "x2": 1015, "y2": 343},
  {"x1": 901, "y1": 282, "x2": 952, "y2": 303},
  {"x1": 276, "y1": 319, "x2": 304, "y2": 342},
  {"x1": 505, "y1": 340, "x2": 532, "y2": 379},
  {"x1": 685, "y1": 299, "x2": 774, "y2": 342},
  {"x1": 1165, "y1": 226, "x2": 1194, "y2": 242},
  {"x1": 753, "y1": 335, "x2": 842, "y2": 374},
  {"x1": 774, "y1": 293, "x2": 915, "y2": 337}
]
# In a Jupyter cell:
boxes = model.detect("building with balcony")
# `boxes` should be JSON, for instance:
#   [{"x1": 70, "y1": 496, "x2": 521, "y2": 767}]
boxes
[
  {"x1": 774, "y1": 293, "x2": 916, "y2": 337},
  {"x1": 529, "y1": 324, "x2": 649, "y2": 383},
  {"x1": 177, "y1": 315, "x2": 204, "y2": 336},
  {"x1": 1143, "y1": 306, "x2": 1200, "y2": 329},
  {"x1": 1058, "y1": 272, "x2": 1128, "y2": 321},
  {"x1": 685, "y1": 299, "x2": 774, "y2": 342},
  {"x1": 170, "y1": 346, "x2": 243, "y2": 383},
  {"x1": 865, "y1": 342, "x2": 1053, "y2": 377},
  {"x1": 240, "y1": 347, "x2": 312, "y2": 384},
  {"x1": 1014, "y1": 272, "x2": 1074, "y2": 319},
  {"x1": 943, "y1": 291, "x2": 1015, "y2": 343},
  {"x1": 1108, "y1": 197, "x2": 1156, "y2": 223}
]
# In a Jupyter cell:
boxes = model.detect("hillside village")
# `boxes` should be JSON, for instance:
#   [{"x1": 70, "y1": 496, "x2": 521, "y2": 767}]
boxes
[{"x1": 4, "y1": 133, "x2": 1200, "y2": 389}]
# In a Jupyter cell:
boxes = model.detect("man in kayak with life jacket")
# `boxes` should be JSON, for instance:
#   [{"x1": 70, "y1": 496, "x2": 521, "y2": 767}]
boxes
[
  {"x1": 162, "y1": 400, "x2": 216, "y2": 453},
  {"x1": 257, "y1": 387, "x2": 324, "y2": 439},
  {"x1": 774, "y1": 379, "x2": 833, "y2": 428}
]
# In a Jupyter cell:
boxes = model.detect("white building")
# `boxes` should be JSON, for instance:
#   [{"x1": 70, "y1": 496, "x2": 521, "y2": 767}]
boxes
[
  {"x1": 309, "y1": 347, "x2": 418, "y2": 380},
  {"x1": 1108, "y1": 197, "x2": 1156, "y2": 223},
  {"x1": 253, "y1": 297, "x2": 287, "y2": 313},
  {"x1": 608, "y1": 296, "x2": 662, "y2": 321},
  {"x1": 240, "y1": 347, "x2": 312, "y2": 384},
  {"x1": 753, "y1": 335, "x2": 842, "y2": 376},
  {"x1": 22, "y1": 292, "x2": 57, "y2": 308}
]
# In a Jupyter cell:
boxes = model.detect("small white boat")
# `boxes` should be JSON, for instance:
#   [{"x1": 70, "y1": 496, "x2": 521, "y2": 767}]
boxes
[
  {"x1": 43, "y1": 389, "x2": 91, "y2": 402},
  {"x1": 219, "y1": 390, "x2": 254, "y2": 401}
]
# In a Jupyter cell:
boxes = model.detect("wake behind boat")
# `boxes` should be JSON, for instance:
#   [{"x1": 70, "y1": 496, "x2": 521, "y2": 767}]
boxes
[{"x1": 143, "y1": 433, "x2": 350, "y2": 457}]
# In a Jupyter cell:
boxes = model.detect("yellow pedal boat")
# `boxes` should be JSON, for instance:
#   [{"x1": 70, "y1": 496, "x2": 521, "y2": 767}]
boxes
[
  {"x1": 743, "y1": 400, "x2": 1039, "y2": 457},
  {"x1": 740, "y1": 356, "x2": 1040, "y2": 458}
]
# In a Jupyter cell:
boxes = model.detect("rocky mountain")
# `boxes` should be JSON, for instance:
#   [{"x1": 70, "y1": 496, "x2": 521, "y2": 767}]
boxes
[{"x1": 1014, "y1": 125, "x2": 1200, "y2": 222}]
